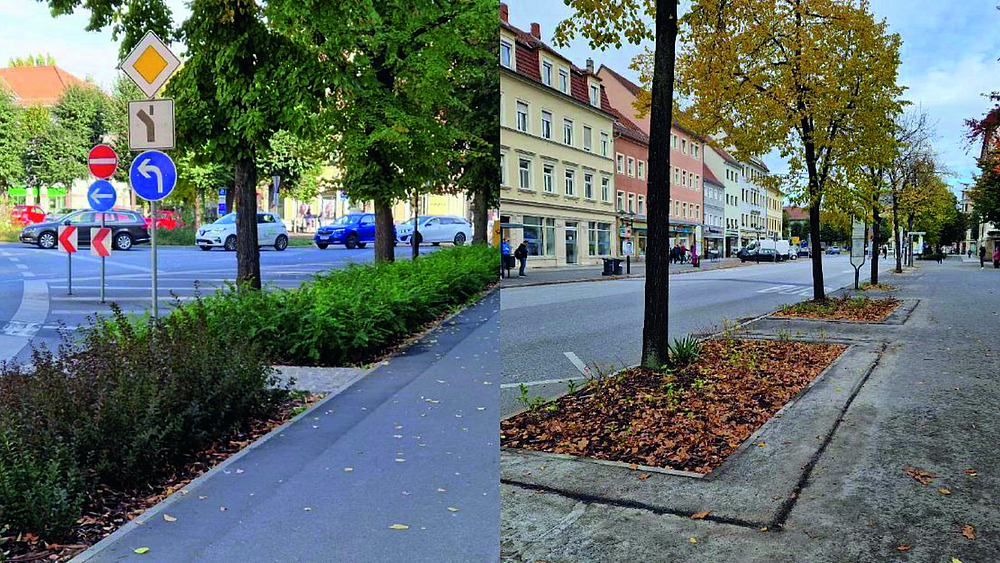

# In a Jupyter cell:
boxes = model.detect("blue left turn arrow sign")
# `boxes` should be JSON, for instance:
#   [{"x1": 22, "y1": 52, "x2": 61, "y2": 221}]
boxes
[{"x1": 88, "y1": 180, "x2": 117, "y2": 212}]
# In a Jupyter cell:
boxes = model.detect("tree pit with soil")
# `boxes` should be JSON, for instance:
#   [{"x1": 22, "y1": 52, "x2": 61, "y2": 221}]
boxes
[
  {"x1": 501, "y1": 338, "x2": 846, "y2": 474},
  {"x1": 775, "y1": 296, "x2": 901, "y2": 322}
]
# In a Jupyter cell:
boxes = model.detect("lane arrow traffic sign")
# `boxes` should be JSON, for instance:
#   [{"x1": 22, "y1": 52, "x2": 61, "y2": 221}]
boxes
[
  {"x1": 129, "y1": 150, "x2": 176, "y2": 201},
  {"x1": 87, "y1": 180, "x2": 118, "y2": 212},
  {"x1": 91, "y1": 228, "x2": 112, "y2": 257},
  {"x1": 58, "y1": 225, "x2": 78, "y2": 253}
]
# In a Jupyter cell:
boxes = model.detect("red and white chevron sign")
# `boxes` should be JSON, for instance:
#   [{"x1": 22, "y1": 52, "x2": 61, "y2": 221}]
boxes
[
  {"x1": 91, "y1": 228, "x2": 111, "y2": 257},
  {"x1": 58, "y1": 225, "x2": 77, "y2": 253}
]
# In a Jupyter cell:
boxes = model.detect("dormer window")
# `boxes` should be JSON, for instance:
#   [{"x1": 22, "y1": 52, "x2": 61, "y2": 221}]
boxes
[
  {"x1": 589, "y1": 84, "x2": 599, "y2": 106},
  {"x1": 558, "y1": 69, "x2": 569, "y2": 93},
  {"x1": 500, "y1": 39, "x2": 512, "y2": 68},
  {"x1": 542, "y1": 60, "x2": 553, "y2": 86}
]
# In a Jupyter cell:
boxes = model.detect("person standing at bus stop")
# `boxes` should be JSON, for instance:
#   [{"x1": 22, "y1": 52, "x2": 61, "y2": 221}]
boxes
[
  {"x1": 514, "y1": 241, "x2": 528, "y2": 276},
  {"x1": 980, "y1": 245, "x2": 986, "y2": 269},
  {"x1": 993, "y1": 246, "x2": 999, "y2": 269},
  {"x1": 501, "y1": 238, "x2": 512, "y2": 278}
]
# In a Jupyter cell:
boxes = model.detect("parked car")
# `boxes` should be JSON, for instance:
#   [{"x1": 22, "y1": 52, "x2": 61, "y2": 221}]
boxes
[
  {"x1": 314, "y1": 213, "x2": 394, "y2": 249},
  {"x1": 144, "y1": 209, "x2": 183, "y2": 231},
  {"x1": 395, "y1": 215, "x2": 471, "y2": 246},
  {"x1": 196, "y1": 212, "x2": 288, "y2": 251},
  {"x1": 740, "y1": 248, "x2": 779, "y2": 262},
  {"x1": 10, "y1": 205, "x2": 46, "y2": 228},
  {"x1": 796, "y1": 246, "x2": 811, "y2": 257},
  {"x1": 20, "y1": 209, "x2": 150, "y2": 250},
  {"x1": 826, "y1": 245, "x2": 841, "y2": 255}
]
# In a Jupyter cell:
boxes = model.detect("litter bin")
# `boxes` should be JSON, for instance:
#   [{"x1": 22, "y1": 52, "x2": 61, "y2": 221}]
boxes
[
  {"x1": 602, "y1": 258, "x2": 614, "y2": 276},
  {"x1": 612, "y1": 258, "x2": 624, "y2": 275}
]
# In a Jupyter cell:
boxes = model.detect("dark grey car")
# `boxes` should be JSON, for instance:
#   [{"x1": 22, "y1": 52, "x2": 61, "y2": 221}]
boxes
[{"x1": 20, "y1": 210, "x2": 151, "y2": 250}]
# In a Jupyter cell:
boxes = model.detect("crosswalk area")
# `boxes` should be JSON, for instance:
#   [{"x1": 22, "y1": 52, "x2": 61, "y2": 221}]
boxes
[{"x1": 756, "y1": 284, "x2": 835, "y2": 296}]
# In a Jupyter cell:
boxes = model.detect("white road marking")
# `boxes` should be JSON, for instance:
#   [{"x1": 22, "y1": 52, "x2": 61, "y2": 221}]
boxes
[
  {"x1": 0, "y1": 280, "x2": 49, "y2": 362},
  {"x1": 51, "y1": 296, "x2": 197, "y2": 302},
  {"x1": 21, "y1": 272, "x2": 34, "y2": 278},
  {"x1": 500, "y1": 376, "x2": 589, "y2": 389},
  {"x1": 563, "y1": 351, "x2": 592, "y2": 377}
]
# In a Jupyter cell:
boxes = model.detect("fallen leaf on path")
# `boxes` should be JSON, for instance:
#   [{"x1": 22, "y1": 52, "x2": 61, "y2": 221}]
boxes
[
  {"x1": 198, "y1": 495, "x2": 208, "y2": 500},
  {"x1": 389, "y1": 524, "x2": 409, "y2": 530},
  {"x1": 134, "y1": 547, "x2": 150, "y2": 554},
  {"x1": 691, "y1": 511, "x2": 710, "y2": 520},
  {"x1": 344, "y1": 467, "x2": 354, "y2": 472},
  {"x1": 897, "y1": 545, "x2": 911, "y2": 551},
  {"x1": 952, "y1": 558, "x2": 963, "y2": 563},
  {"x1": 964, "y1": 469, "x2": 978, "y2": 476},
  {"x1": 688, "y1": 537, "x2": 697, "y2": 544},
  {"x1": 163, "y1": 514, "x2": 177, "y2": 522},
  {"x1": 637, "y1": 473, "x2": 650, "y2": 480},
  {"x1": 447, "y1": 507, "x2": 459, "y2": 512},
  {"x1": 628, "y1": 464, "x2": 638, "y2": 470},
  {"x1": 903, "y1": 466, "x2": 935, "y2": 485},
  {"x1": 961, "y1": 525, "x2": 975, "y2": 540},
  {"x1": 939, "y1": 488, "x2": 951, "y2": 495},
  {"x1": 236, "y1": 469, "x2": 244, "y2": 474}
]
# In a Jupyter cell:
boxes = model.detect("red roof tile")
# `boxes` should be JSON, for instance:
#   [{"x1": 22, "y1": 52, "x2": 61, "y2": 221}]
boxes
[
  {"x1": 0, "y1": 65, "x2": 90, "y2": 107},
  {"x1": 784, "y1": 206, "x2": 809, "y2": 221},
  {"x1": 703, "y1": 166, "x2": 724, "y2": 187},
  {"x1": 608, "y1": 106, "x2": 649, "y2": 145},
  {"x1": 711, "y1": 145, "x2": 740, "y2": 166},
  {"x1": 597, "y1": 64, "x2": 642, "y2": 97}
]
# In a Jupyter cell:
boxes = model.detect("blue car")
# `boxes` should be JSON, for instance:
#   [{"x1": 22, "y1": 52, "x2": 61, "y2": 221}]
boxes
[{"x1": 314, "y1": 213, "x2": 394, "y2": 249}]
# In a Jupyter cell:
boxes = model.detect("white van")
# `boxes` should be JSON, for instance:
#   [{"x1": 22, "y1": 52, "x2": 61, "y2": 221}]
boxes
[{"x1": 745, "y1": 239, "x2": 794, "y2": 261}]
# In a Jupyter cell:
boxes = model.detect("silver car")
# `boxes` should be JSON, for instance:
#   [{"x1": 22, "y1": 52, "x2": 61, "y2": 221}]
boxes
[{"x1": 395, "y1": 215, "x2": 472, "y2": 246}]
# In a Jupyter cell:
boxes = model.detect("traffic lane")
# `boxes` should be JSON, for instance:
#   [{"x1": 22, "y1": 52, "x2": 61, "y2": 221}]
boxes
[{"x1": 499, "y1": 256, "x2": 887, "y2": 415}]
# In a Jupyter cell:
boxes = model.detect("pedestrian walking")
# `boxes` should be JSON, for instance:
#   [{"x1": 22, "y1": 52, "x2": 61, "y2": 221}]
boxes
[
  {"x1": 691, "y1": 247, "x2": 700, "y2": 268},
  {"x1": 993, "y1": 247, "x2": 999, "y2": 270},
  {"x1": 980, "y1": 245, "x2": 986, "y2": 269},
  {"x1": 514, "y1": 241, "x2": 528, "y2": 276},
  {"x1": 501, "y1": 238, "x2": 512, "y2": 279},
  {"x1": 882, "y1": 245, "x2": 888, "y2": 259}
]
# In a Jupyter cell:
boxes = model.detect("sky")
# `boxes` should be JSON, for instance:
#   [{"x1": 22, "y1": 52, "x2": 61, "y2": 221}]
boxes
[
  {"x1": 504, "y1": 0, "x2": 1000, "y2": 198},
  {"x1": 2, "y1": 1, "x2": 997, "y2": 198}
]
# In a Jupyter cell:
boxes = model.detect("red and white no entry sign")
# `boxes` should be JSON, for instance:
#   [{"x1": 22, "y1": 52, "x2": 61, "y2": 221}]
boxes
[{"x1": 88, "y1": 144, "x2": 118, "y2": 179}]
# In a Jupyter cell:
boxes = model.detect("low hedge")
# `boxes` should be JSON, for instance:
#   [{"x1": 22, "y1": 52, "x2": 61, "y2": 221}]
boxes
[
  {"x1": 0, "y1": 304, "x2": 282, "y2": 541},
  {"x1": 179, "y1": 243, "x2": 499, "y2": 366}
]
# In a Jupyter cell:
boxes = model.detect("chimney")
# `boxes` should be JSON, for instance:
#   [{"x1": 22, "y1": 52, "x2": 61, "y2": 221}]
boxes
[
  {"x1": 586, "y1": 58, "x2": 594, "y2": 73},
  {"x1": 500, "y1": 3, "x2": 508, "y2": 23},
  {"x1": 530, "y1": 22, "x2": 541, "y2": 40}
]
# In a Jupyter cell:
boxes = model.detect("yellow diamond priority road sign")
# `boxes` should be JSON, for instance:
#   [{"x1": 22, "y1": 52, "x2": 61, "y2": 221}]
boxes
[{"x1": 121, "y1": 31, "x2": 180, "y2": 99}]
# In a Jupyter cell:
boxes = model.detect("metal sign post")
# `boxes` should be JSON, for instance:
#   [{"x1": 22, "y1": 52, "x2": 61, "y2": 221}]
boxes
[
  {"x1": 151, "y1": 200, "x2": 158, "y2": 319},
  {"x1": 58, "y1": 225, "x2": 78, "y2": 295},
  {"x1": 100, "y1": 214, "x2": 106, "y2": 303},
  {"x1": 130, "y1": 150, "x2": 176, "y2": 320},
  {"x1": 87, "y1": 179, "x2": 117, "y2": 303},
  {"x1": 850, "y1": 219, "x2": 867, "y2": 289}
]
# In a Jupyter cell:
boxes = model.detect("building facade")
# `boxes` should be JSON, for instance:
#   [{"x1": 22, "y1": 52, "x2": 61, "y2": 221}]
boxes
[
  {"x1": 701, "y1": 168, "x2": 725, "y2": 257},
  {"x1": 739, "y1": 158, "x2": 768, "y2": 246},
  {"x1": 765, "y1": 184, "x2": 783, "y2": 240},
  {"x1": 610, "y1": 109, "x2": 649, "y2": 258},
  {"x1": 706, "y1": 146, "x2": 743, "y2": 256},
  {"x1": 499, "y1": 5, "x2": 618, "y2": 267}
]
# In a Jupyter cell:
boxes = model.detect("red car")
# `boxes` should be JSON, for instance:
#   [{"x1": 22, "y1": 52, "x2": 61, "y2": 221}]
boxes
[
  {"x1": 10, "y1": 205, "x2": 46, "y2": 227},
  {"x1": 144, "y1": 210, "x2": 183, "y2": 231}
]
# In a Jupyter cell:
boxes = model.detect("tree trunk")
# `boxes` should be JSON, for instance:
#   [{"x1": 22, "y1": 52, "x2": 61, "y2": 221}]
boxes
[
  {"x1": 870, "y1": 201, "x2": 879, "y2": 285},
  {"x1": 471, "y1": 186, "x2": 489, "y2": 244},
  {"x1": 892, "y1": 191, "x2": 902, "y2": 273},
  {"x1": 808, "y1": 197, "x2": 824, "y2": 300},
  {"x1": 639, "y1": 0, "x2": 677, "y2": 370},
  {"x1": 411, "y1": 195, "x2": 419, "y2": 260},
  {"x1": 235, "y1": 157, "x2": 261, "y2": 289},
  {"x1": 225, "y1": 187, "x2": 234, "y2": 217},
  {"x1": 374, "y1": 196, "x2": 395, "y2": 263},
  {"x1": 194, "y1": 188, "x2": 202, "y2": 231},
  {"x1": 906, "y1": 213, "x2": 914, "y2": 267}
]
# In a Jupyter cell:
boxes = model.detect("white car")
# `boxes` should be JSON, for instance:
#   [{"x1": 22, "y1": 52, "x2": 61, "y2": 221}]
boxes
[
  {"x1": 395, "y1": 215, "x2": 471, "y2": 246},
  {"x1": 196, "y1": 212, "x2": 289, "y2": 251}
]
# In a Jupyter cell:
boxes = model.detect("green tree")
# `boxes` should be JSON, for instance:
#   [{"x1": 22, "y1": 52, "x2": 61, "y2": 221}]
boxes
[
  {"x1": 267, "y1": 0, "x2": 496, "y2": 263},
  {"x1": 21, "y1": 106, "x2": 52, "y2": 196},
  {"x1": 175, "y1": 151, "x2": 233, "y2": 229},
  {"x1": 555, "y1": 0, "x2": 678, "y2": 369},
  {"x1": 0, "y1": 89, "x2": 25, "y2": 191},
  {"x1": 7, "y1": 54, "x2": 55, "y2": 67},
  {"x1": 107, "y1": 74, "x2": 143, "y2": 184},
  {"x1": 677, "y1": 0, "x2": 904, "y2": 300},
  {"x1": 971, "y1": 140, "x2": 1000, "y2": 231},
  {"x1": 257, "y1": 130, "x2": 324, "y2": 206},
  {"x1": 38, "y1": 84, "x2": 113, "y2": 188}
]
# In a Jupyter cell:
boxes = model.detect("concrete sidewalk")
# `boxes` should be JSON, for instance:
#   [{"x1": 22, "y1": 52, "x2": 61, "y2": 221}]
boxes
[
  {"x1": 499, "y1": 257, "x2": 748, "y2": 288},
  {"x1": 78, "y1": 292, "x2": 500, "y2": 563},
  {"x1": 502, "y1": 261, "x2": 1000, "y2": 562}
]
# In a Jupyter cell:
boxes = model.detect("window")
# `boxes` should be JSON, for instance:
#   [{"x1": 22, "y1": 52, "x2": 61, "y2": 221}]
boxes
[
  {"x1": 683, "y1": 202, "x2": 688, "y2": 218},
  {"x1": 671, "y1": 134, "x2": 677, "y2": 150},
  {"x1": 541, "y1": 110, "x2": 552, "y2": 139},
  {"x1": 674, "y1": 201, "x2": 680, "y2": 216},
  {"x1": 500, "y1": 40, "x2": 512, "y2": 68},
  {"x1": 627, "y1": 157, "x2": 635, "y2": 177},
  {"x1": 601, "y1": 177, "x2": 610, "y2": 202},
  {"x1": 682, "y1": 170, "x2": 687, "y2": 186},
  {"x1": 695, "y1": 205, "x2": 700, "y2": 220},
  {"x1": 617, "y1": 190, "x2": 624, "y2": 211},
  {"x1": 518, "y1": 158, "x2": 531, "y2": 189},
  {"x1": 500, "y1": 153, "x2": 506, "y2": 185},
  {"x1": 588, "y1": 222, "x2": 611, "y2": 256},
  {"x1": 628, "y1": 193, "x2": 635, "y2": 213},
  {"x1": 681, "y1": 139, "x2": 687, "y2": 154},
  {"x1": 584, "y1": 173, "x2": 594, "y2": 199},
  {"x1": 600, "y1": 132, "x2": 609, "y2": 156},
  {"x1": 523, "y1": 216, "x2": 543, "y2": 256},
  {"x1": 638, "y1": 195, "x2": 645, "y2": 215},
  {"x1": 638, "y1": 161, "x2": 645, "y2": 179},
  {"x1": 692, "y1": 144, "x2": 699, "y2": 158},
  {"x1": 583, "y1": 126, "x2": 592, "y2": 151},
  {"x1": 545, "y1": 218, "x2": 556, "y2": 255},
  {"x1": 563, "y1": 119, "x2": 573, "y2": 145},
  {"x1": 674, "y1": 167, "x2": 679, "y2": 184},
  {"x1": 516, "y1": 101, "x2": 528, "y2": 132},
  {"x1": 558, "y1": 69, "x2": 569, "y2": 93},
  {"x1": 616, "y1": 154, "x2": 624, "y2": 174},
  {"x1": 694, "y1": 174, "x2": 699, "y2": 189},
  {"x1": 589, "y1": 84, "x2": 599, "y2": 106},
  {"x1": 542, "y1": 61, "x2": 553, "y2": 86},
  {"x1": 542, "y1": 164, "x2": 554, "y2": 193},
  {"x1": 565, "y1": 169, "x2": 575, "y2": 196}
]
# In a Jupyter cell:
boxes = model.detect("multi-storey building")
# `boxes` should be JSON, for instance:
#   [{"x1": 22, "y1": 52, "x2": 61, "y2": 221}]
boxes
[
  {"x1": 598, "y1": 64, "x2": 703, "y2": 251},
  {"x1": 610, "y1": 108, "x2": 649, "y2": 257},
  {"x1": 499, "y1": 5, "x2": 618, "y2": 267},
  {"x1": 739, "y1": 157, "x2": 768, "y2": 246},
  {"x1": 706, "y1": 146, "x2": 743, "y2": 256},
  {"x1": 766, "y1": 184, "x2": 783, "y2": 240},
  {"x1": 701, "y1": 168, "x2": 726, "y2": 257}
]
